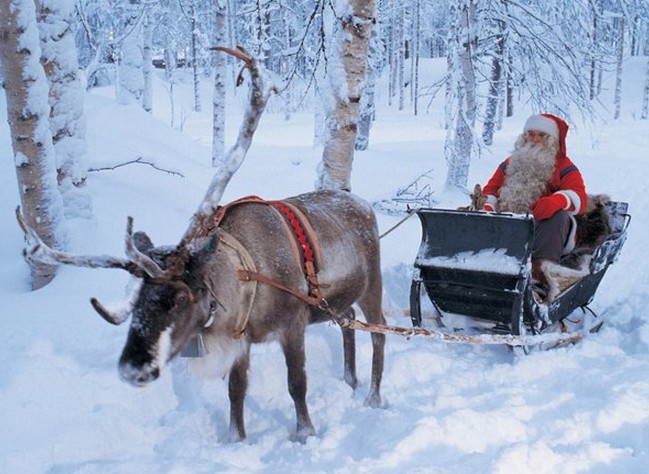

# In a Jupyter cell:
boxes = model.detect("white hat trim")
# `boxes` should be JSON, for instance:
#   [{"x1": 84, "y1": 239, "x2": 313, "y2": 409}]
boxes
[{"x1": 524, "y1": 115, "x2": 559, "y2": 138}]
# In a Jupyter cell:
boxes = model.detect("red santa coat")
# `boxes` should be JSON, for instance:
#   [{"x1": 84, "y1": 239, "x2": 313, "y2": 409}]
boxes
[
  {"x1": 482, "y1": 155, "x2": 587, "y2": 215},
  {"x1": 482, "y1": 114, "x2": 587, "y2": 216}
]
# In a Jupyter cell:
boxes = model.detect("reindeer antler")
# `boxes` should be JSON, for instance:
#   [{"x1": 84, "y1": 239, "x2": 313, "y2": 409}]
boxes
[
  {"x1": 178, "y1": 45, "x2": 277, "y2": 248},
  {"x1": 15, "y1": 206, "x2": 165, "y2": 278}
]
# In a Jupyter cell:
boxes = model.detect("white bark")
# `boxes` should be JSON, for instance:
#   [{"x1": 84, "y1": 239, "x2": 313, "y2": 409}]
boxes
[
  {"x1": 36, "y1": 0, "x2": 88, "y2": 186},
  {"x1": 1, "y1": 0, "x2": 66, "y2": 289},
  {"x1": 444, "y1": 0, "x2": 477, "y2": 191},
  {"x1": 142, "y1": 11, "x2": 154, "y2": 113},
  {"x1": 117, "y1": 10, "x2": 144, "y2": 105},
  {"x1": 211, "y1": 1, "x2": 227, "y2": 167},
  {"x1": 642, "y1": 57, "x2": 649, "y2": 120},
  {"x1": 317, "y1": 0, "x2": 376, "y2": 192},
  {"x1": 614, "y1": 15, "x2": 625, "y2": 120}
]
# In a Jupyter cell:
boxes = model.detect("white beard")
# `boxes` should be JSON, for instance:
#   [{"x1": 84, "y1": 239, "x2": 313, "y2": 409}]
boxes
[{"x1": 499, "y1": 136, "x2": 559, "y2": 213}]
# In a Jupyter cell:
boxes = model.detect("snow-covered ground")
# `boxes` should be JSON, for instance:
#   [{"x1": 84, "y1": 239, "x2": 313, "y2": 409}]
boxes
[{"x1": 2, "y1": 58, "x2": 649, "y2": 473}]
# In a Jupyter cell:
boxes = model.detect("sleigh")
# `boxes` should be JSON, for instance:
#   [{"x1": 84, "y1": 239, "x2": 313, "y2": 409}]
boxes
[{"x1": 408, "y1": 201, "x2": 630, "y2": 351}]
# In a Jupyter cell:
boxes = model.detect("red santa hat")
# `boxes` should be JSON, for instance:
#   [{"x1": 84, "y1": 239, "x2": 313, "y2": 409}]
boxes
[{"x1": 523, "y1": 114, "x2": 560, "y2": 139}]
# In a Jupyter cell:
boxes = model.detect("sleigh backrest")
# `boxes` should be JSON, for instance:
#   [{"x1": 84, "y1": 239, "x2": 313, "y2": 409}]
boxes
[{"x1": 413, "y1": 209, "x2": 535, "y2": 324}]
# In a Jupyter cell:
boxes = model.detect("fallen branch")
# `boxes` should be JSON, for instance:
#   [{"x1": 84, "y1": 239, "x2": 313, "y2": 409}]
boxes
[{"x1": 89, "y1": 157, "x2": 184, "y2": 178}]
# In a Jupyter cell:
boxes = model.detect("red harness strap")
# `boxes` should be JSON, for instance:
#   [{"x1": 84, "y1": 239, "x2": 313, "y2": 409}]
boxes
[{"x1": 267, "y1": 200, "x2": 324, "y2": 302}]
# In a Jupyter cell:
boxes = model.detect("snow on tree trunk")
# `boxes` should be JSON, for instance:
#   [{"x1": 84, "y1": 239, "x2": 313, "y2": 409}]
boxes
[
  {"x1": 444, "y1": 0, "x2": 477, "y2": 192},
  {"x1": 190, "y1": 11, "x2": 201, "y2": 113},
  {"x1": 613, "y1": 15, "x2": 625, "y2": 120},
  {"x1": 642, "y1": 57, "x2": 649, "y2": 120},
  {"x1": 355, "y1": 27, "x2": 381, "y2": 151},
  {"x1": 142, "y1": 11, "x2": 154, "y2": 113},
  {"x1": 211, "y1": 2, "x2": 227, "y2": 167},
  {"x1": 412, "y1": 0, "x2": 421, "y2": 116},
  {"x1": 1, "y1": 0, "x2": 66, "y2": 289},
  {"x1": 397, "y1": 9, "x2": 405, "y2": 111},
  {"x1": 117, "y1": 10, "x2": 144, "y2": 106},
  {"x1": 317, "y1": 0, "x2": 376, "y2": 192},
  {"x1": 589, "y1": 7, "x2": 600, "y2": 101},
  {"x1": 35, "y1": 0, "x2": 91, "y2": 219},
  {"x1": 482, "y1": 19, "x2": 505, "y2": 146}
]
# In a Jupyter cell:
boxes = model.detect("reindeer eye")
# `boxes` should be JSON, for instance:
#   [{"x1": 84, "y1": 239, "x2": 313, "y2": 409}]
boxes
[{"x1": 175, "y1": 291, "x2": 190, "y2": 307}]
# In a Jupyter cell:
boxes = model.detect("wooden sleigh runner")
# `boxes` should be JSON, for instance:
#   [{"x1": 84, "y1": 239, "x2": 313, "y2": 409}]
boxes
[{"x1": 407, "y1": 201, "x2": 630, "y2": 352}]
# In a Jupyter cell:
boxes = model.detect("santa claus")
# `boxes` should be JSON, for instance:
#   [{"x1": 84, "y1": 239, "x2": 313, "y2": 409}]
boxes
[{"x1": 481, "y1": 113, "x2": 588, "y2": 300}]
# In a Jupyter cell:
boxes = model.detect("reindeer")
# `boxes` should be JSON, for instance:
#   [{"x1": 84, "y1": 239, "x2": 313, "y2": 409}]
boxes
[{"x1": 15, "y1": 47, "x2": 385, "y2": 443}]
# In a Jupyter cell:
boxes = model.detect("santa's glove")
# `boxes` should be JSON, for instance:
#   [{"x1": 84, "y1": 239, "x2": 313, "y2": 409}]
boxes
[
  {"x1": 530, "y1": 193, "x2": 570, "y2": 220},
  {"x1": 482, "y1": 203, "x2": 495, "y2": 212}
]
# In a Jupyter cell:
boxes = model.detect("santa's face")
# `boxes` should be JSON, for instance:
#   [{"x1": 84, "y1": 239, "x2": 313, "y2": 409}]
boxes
[{"x1": 524, "y1": 130, "x2": 549, "y2": 145}]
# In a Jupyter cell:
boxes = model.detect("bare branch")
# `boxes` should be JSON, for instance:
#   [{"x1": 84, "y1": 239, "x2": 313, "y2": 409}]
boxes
[{"x1": 89, "y1": 157, "x2": 184, "y2": 177}]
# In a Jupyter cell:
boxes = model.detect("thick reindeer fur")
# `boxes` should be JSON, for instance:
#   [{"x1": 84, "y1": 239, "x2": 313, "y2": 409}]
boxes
[{"x1": 120, "y1": 190, "x2": 385, "y2": 443}]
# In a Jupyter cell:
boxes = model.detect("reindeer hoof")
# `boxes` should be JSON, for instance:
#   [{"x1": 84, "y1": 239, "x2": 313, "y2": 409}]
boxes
[
  {"x1": 364, "y1": 392, "x2": 382, "y2": 408},
  {"x1": 292, "y1": 424, "x2": 316, "y2": 444}
]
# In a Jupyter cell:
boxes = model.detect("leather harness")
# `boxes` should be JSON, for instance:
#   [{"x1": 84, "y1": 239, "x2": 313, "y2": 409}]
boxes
[{"x1": 200, "y1": 196, "x2": 327, "y2": 309}]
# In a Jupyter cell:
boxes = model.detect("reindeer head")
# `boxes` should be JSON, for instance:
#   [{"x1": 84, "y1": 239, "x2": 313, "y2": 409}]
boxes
[{"x1": 116, "y1": 236, "x2": 220, "y2": 386}]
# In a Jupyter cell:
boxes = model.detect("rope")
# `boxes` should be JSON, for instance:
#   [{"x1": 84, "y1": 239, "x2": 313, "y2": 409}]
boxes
[{"x1": 379, "y1": 209, "x2": 420, "y2": 239}]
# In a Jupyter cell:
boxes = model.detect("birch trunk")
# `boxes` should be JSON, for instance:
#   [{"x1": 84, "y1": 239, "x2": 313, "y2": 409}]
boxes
[
  {"x1": 117, "y1": 11, "x2": 144, "y2": 105},
  {"x1": 613, "y1": 16, "x2": 624, "y2": 120},
  {"x1": 142, "y1": 11, "x2": 154, "y2": 113},
  {"x1": 482, "y1": 19, "x2": 505, "y2": 146},
  {"x1": 317, "y1": 0, "x2": 376, "y2": 191},
  {"x1": 1, "y1": 0, "x2": 65, "y2": 289},
  {"x1": 211, "y1": 1, "x2": 227, "y2": 167},
  {"x1": 444, "y1": 0, "x2": 477, "y2": 191},
  {"x1": 641, "y1": 57, "x2": 649, "y2": 120},
  {"x1": 36, "y1": 0, "x2": 89, "y2": 190}
]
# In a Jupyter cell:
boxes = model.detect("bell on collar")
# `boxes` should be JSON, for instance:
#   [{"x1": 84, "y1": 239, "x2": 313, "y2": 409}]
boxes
[{"x1": 181, "y1": 332, "x2": 209, "y2": 358}]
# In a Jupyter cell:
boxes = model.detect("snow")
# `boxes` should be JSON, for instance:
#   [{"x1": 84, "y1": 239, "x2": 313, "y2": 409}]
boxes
[
  {"x1": 420, "y1": 248, "x2": 522, "y2": 275},
  {"x1": 2, "y1": 57, "x2": 649, "y2": 473}
]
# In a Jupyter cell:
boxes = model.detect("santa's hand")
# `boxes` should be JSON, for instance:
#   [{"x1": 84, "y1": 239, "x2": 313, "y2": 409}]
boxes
[
  {"x1": 530, "y1": 193, "x2": 570, "y2": 220},
  {"x1": 482, "y1": 203, "x2": 495, "y2": 212}
]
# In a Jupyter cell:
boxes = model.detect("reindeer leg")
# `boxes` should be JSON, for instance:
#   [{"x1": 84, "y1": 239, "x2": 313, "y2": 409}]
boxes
[
  {"x1": 227, "y1": 349, "x2": 250, "y2": 442},
  {"x1": 281, "y1": 326, "x2": 316, "y2": 443},
  {"x1": 341, "y1": 307, "x2": 358, "y2": 390},
  {"x1": 365, "y1": 332, "x2": 385, "y2": 408},
  {"x1": 358, "y1": 272, "x2": 385, "y2": 409}
]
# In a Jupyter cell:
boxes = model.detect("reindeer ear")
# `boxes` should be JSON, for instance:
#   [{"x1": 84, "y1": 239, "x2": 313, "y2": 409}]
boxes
[{"x1": 133, "y1": 231, "x2": 154, "y2": 252}]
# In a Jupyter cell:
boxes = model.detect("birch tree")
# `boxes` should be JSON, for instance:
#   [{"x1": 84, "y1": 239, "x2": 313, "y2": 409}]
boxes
[
  {"x1": 317, "y1": 0, "x2": 376, "y2": 192},
  {"x1": 117, "y1": 5, "x2": 144, "y2": 105},
  {"x1": 211, "y1": 1, "x2": 227, "y2": 166},
  {"x1": 613, "y1": 14, "x2": 625, "y2": 120},
  {"x1": 356, "y1": 26, "x2": 383, "y2": 150},
  {"x1": 1, "y1": 0, "x2": 65, "y2": 289},
  {"x1": 36, "y1": 0, "x2": 90, "y2": 217},
  {"x1": 443, "y1": 0, "x2": 477, "y2": 192},
  {"x1": 642, "y1": 57, "x2": 649, "y2": 119},
  {"x1": 481, "y1": 9, "x2": 506, "y2": 146}
]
